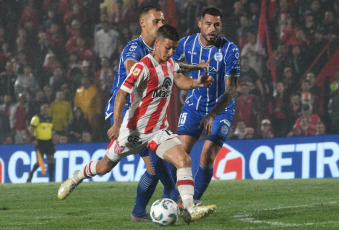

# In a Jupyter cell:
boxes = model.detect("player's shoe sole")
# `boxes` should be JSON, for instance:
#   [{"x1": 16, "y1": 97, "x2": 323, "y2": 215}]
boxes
[
  {"x1": 130, "y1": 213, "x2": 152, "y2": 222},
  {"x1": 182, "y1": 204, "x2": 216, "y2": 224},
  {"x1": 57, "y1": 178, "x2": 78, "y2": 200}
]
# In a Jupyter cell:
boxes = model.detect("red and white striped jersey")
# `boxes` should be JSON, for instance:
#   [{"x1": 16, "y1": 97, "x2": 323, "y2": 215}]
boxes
[{"x1": 120, "y1": 54, "x2": 180, "y2": 133}]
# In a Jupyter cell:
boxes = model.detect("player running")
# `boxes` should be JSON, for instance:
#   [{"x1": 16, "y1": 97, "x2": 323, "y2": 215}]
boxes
[
  {"x1": 58, "y1": 25, "x2": 216, "y2": 224},
  {"x1": 171, "y1": 7, "x2": 240, "y2": 202}
]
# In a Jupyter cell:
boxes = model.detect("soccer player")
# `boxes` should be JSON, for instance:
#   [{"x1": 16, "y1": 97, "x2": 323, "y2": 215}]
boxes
[
  {"x1": 58, "y1": 25, "x2": 216, "y2": 224},
  {"x1": 171, "y1": 7, "x2": 240, "y2": 202}
]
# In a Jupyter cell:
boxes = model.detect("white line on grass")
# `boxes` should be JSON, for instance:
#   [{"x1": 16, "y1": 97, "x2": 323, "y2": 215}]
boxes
[{"x1": 235, "y1": 201, "x2": 338, "y2": 229}]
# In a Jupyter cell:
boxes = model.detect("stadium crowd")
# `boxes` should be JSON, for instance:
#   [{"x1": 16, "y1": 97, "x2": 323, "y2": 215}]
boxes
[{"x1": 0, "y1": 0, "x2": 338, "y2": 145}]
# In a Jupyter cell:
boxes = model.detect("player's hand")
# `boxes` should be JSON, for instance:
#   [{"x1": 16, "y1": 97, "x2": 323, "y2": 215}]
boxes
[
  {"x1": 197, "y1": 59, "x2": 210, "y2": 70},
  {"x1": 107, "y1": 125, "x2": 120, "y2": 140},
  {"x1": 196, "y1": 72, "x2": 213, "y2": 88},
  {"x1": 199, "y1": 113, "x2": 216, "y2": 139}
]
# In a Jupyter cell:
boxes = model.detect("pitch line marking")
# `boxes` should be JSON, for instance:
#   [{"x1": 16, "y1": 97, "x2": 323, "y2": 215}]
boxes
[{"x1": 235, "y1": 201, "x2": 338, "y2": 228}]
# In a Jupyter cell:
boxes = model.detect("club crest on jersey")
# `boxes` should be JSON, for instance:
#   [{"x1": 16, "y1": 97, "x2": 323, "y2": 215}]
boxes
[
  {"x1": 152, "y1": 77, "x2": 172, "y2": 98},
  {"x1": 133, "y1": 68, "x2": 141, "y2": 76},
  {"x1": 214, "y1": 52, "x2": 223, "y2": 62},
  {"x1": 114, "y1": 141, "x2": 125, "y2": 154}
]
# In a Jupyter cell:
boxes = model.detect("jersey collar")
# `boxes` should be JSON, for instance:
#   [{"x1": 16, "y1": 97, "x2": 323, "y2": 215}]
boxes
[
  {"x1": 139, "y1": 35, "x2": 154, "y2": 51},
  {"x1": 198, "y1": 33, "x2": 221, "y2": 48}
]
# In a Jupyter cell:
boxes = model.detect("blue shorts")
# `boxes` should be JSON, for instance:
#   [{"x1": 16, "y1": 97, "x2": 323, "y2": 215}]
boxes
[
  {"x1": 110, "y1": 106, "x2": 149, "y2": 157},
  {"x1": 177, "y1": 106, "x2": 234, "y2": 147}
]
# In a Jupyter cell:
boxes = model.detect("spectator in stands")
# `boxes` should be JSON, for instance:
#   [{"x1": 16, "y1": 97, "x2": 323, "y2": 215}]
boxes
[
  {"x1": 306, "y1": 72, "x2": 322, "y2": 96},
  {"x1": 286, "y1": 93, "x2": 302, "y2": 133},
  {"x1": 58, "y1": 131, "x2": 69, "y2": 144},
  {"x1": 46, "y1": 21, "x2": 64, "y2": 57},
  {"x1": 293, "y1": 104, "x2": 321, "y2": 136},
  {"x1": 73, "y1": 76, "x2": 102, "y2": 141},
  {"x1": 241, "y1": 30, "x2": 266, "y2": 77},
  {"x1": 9, "y1": 93, "x2": 29, "y2": 144},
  {"x1": 0, "y1": 42, "x2": 13, "y2": 72},
  {"x1": 42, "y1": 52, "x2": 60, "y2": 86},
  {"x1": 94, "y1": 57, "x2": 114, "y2": 104},
  {"x1": 50, "y1": 91, "x2": 73, "y2": 133},
  {"x1": 1, "y1": 134, "x2": 14, "y2": 145},
  {"x1": 237, "y1": 14, "x2": 252, "y2": 51},
  {"x1": 300, "y1": 79, "x2": 322, "y2": 116},
  {"x1": 28, "y1": 90, "x2": 46, "y2": 121},
  {"x1": 49, "y1": 66, "x2": 68, "y2": 92},
  {"x1": 43, "y1": 85, "x2": 54, "y2": 104},
  {"x1": 244, "y1": 127, "x2": 255, "y2": 139},
  {"x1": 81, "y1": 130, "x2": 92, "y2": 143},
  {"x1": 71, "y1": 37, "x2": 93, "y2": 63},
  {"x1": 34, "y1": 30, "x2": 49, "y2": 88},
  {"x1": 322, "y1": 10, "x2": 338, "y2": 39},
  {"x1": 256, "y1": 119, "x2": 273, "y2": 139},
  {"x1": 284, "y1": 44, "x2": 307, "y2": 80},
  {"x1": 328, "y1": 87, "x2": 339, "y2": 134},
  {"x1": 94, "y1": 20, "x2": 120, "y2": 60},
  {"x1": 239, "y1": 56, "x2": 264, "y2": 96},
  {"x1": 79, "y1": 60, "x2": 94, "y2": 83},
  {"x1": 281, "y1": 67, "x2": 298, "y2": 99},
  {"x1": 315, "y1": 121, "x2": 326, "y2": 135},
  {"x1": 230, "y1": 119, "x2": 247, "y2": 140},
  {"x1": 0, "y1": 95, "x2": 13, "y2": 142},
  {"x1": 0, "y1": 61, "x2": 16, "y2": 100},
  {"x1": 268, "y1": 82, "x2": 290, "y2": 137},
  {"x1": 234, "y1": 82, "x2": 259, "y2": 127},
  {"x1": 14, "y1": 64, "x2": 39, "y2": 101},
  {"x1": 66, "y1": 106, "x2": 91, "y2": 143},
  {"x1": 275, "y1": 42, "x2": 288, "y2": 81}
]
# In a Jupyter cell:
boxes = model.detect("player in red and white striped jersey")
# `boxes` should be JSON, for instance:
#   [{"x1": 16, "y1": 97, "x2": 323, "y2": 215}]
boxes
[{"x1": 58, "y1": 25, "x2": 216, "y2": 223}]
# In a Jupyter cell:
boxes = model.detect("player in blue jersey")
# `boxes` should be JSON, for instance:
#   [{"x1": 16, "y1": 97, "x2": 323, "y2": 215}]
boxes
[{"x1": 171, "y1": 7, "x2": 240, "y2": 202}]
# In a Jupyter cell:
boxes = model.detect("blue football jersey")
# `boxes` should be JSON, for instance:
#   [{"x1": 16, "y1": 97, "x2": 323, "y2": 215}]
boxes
[
  {"x1": 105, "y1": 36, "x2": 154, "y2": 120},
  {"x1": 172, "y1": 33, "x2": 240, "y2": 113}
]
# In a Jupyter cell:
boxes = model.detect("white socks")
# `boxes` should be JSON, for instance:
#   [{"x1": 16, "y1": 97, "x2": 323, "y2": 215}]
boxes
[
  {"x1": 72, "y1": 160, "x2": 99, "y2": 184},
  {"x1": 177, "y1": 167, "x2": 194, "y2": 209}
]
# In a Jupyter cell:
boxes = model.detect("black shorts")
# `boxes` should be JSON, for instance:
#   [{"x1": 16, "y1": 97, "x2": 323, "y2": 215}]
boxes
[{"x1": 37, "y1": 140, "x2": 55, "y2": 155}]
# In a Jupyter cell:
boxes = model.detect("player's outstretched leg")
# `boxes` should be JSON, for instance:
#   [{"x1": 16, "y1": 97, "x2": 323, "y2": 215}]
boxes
[{"x1": 58, "y1": 160, "x2": 99, "y2": 200}]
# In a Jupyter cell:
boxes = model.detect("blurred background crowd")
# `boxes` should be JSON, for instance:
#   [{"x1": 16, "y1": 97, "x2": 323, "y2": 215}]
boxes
[{"x1": 0, "y1": 0, "x2": 338, "y2": 145}]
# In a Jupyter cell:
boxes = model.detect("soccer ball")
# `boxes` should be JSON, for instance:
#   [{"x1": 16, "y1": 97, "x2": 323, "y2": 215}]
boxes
[{"x1": 150, "y1": 198, "x2": 180, "y2": 226}]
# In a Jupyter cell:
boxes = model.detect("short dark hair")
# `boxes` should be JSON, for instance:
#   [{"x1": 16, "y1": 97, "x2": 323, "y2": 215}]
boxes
[
  {"x1": 156, "y1": 25, "x2": 179, "y2": 42},
  {"x1": 201, "y1": 7, "x2": 222, "y2": 19},
  {"x1": 139, "y1": 5, "x2": 162, "y2": 19}
]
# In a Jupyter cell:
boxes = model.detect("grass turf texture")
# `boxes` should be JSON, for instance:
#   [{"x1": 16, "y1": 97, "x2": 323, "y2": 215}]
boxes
[{"x1": 1, "y1": 179, "x2": 338, "y2": 229}]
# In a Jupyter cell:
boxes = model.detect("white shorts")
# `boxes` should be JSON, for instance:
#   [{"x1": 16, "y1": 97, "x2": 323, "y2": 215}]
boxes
[{"x1": 106, "y1": 128, "x2": 180, "y2": 162}]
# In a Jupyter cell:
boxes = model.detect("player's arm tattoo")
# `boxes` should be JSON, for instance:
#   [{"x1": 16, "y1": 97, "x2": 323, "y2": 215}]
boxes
[
  {"x1": 208, "y1": 76, "x2": 238, "y2": 118},
  {"x1": 176, "y1": 60, "x2": 209, "y2": 73}
]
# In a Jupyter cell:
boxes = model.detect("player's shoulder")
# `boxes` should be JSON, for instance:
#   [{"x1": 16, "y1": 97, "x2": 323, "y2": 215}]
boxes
[
  {"x1": 216, "y1": 36, "x2": 239, "y2": 50},
  {"x1": 124, "y1": 37, "x2": 143, "y2": 51},
  {"x1": 179, "y1": 33, "x2": 200, "y2": 44}
]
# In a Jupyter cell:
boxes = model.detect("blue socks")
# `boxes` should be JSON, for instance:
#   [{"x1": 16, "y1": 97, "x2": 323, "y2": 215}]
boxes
[
  {"x1": 149, "y1": 153, "x2": 179, "y2": 202},
  {"x1": 193, "y1": 165, "x2": 213, "y2": 200},
  {"x1": 132, "y1": 171, "x2": 158, "y2": 216}
]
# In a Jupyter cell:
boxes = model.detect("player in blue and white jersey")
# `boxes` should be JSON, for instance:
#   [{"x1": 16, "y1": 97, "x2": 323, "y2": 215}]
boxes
[{"x1": 172, "y1": 7, "x2": 240, "y2": 201}]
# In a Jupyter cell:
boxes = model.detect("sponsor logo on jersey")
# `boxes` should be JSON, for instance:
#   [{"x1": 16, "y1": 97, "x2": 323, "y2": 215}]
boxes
[
  {"x1": 114, "y1": 142, "x2": 125, "y2": 154},
  {"x1": 188, "y1": 51, "x2": 197, "y2": 55},
  {"x1": 132, "y1": 68, "x2": 141, "y2": 76},
  {"x1": 0, "y1": 157, "x2": 4, "y2": 183},
  {"x1": 214, "y1": 52, "x2": 223, "y2": 62},
  {"x1": 127, "y1": 136, "x2": 142, "y2": 145},
  {"x1": 213, "y1": 144, "x2": 245, "y2": 180},
  {"x1": 152, "y1": 77, "x2": 172, "y2": 98}
]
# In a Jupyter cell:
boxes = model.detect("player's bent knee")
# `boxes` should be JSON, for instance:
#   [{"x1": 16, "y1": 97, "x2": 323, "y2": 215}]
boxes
[{"x1": 156, "y1": 137, "x2": 182, "y2": 159}]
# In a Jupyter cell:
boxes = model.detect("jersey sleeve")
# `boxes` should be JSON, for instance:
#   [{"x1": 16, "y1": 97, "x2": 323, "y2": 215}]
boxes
[
  {"x1": 120, "y1": 62, "x2": 148, "y2": 94},
  {"x1": 224, "y1": 43, "x2": 241, "y2": 77},
  {"x1": 172, "y1": 37, "x2": 187, "y2": 62},
  {"x1": 30, "y1": 115, "x2": 40, "y2": 127},
  {"x1": 122, "y1": 43, "x2": 144, "y2": 64}
]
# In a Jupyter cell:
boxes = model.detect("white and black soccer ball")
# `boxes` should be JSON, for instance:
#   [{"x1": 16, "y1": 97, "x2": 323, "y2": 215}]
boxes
[{"x1": 150, "y1": 198, "x2": 180, "y2": 226}]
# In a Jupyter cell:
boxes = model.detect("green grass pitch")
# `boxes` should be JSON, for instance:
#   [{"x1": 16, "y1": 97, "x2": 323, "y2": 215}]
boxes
[{"x1": 1, "y1": 179, "x2": 339, "y2": 229}]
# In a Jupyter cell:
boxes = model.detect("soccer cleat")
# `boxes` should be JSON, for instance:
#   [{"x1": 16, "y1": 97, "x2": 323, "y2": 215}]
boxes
[
  {"x1": 58, "y1": 177, "x2": 78, "y2": 200},
  {"x1": 130, "y1": 212, "x2": 152, "y2": 222},
  {"x1": 182, "y1": 204, "x2": 216, "y2": 224},
  {"x1": 177, "y1": 199, "x2": 202, "y2": 211}
]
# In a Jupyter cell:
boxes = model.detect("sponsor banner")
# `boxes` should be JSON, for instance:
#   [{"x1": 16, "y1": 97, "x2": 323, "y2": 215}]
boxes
[{"x1": 0, "y1": 135, "x2": 338, "y2": 183}]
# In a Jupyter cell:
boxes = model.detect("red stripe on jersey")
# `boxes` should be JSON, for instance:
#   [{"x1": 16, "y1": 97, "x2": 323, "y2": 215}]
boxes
[
  {"x1": 168, "y1": 58, "x2": 175, "y2": 73},
  {"x1": 127, "y1": 58, "x2": 157, "y2": 130},
  {"x1": 144, "y1": 63, "x2": 170, "y2": 133},
  {"x1": 107, "y1": 140, "x2": 114, "y2": 149},
  {"x1": 147, "y1": 140, "x2": 158, "y2": 152},
  {"x1": 122, "y1": 63, "x2": 144, "y2": 89},
  {"x1": 177, "y1": 179, "x2": 194, "y2": 186}
]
